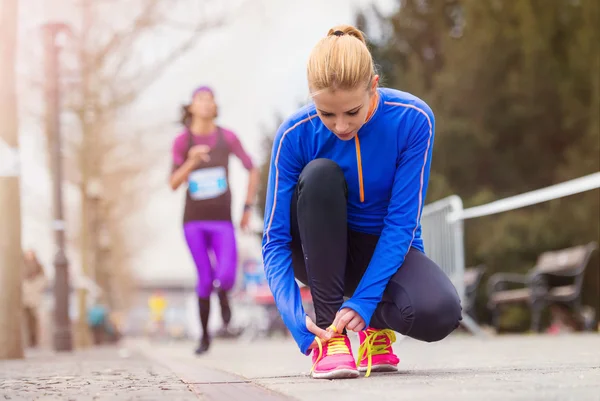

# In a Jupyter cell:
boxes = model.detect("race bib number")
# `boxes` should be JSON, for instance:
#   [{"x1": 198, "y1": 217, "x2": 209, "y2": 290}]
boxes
[{"x1": 188, "y1": 166, "x2": 228, "y2": 200}]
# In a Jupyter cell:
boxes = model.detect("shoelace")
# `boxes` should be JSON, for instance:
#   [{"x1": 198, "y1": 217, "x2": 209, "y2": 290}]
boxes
[
  {"x1": 310, "y1": 325, "x2": 349, "y2": 373},
  {"x1": 357, "y1": 328, "x2": 396, "y2": 377}
]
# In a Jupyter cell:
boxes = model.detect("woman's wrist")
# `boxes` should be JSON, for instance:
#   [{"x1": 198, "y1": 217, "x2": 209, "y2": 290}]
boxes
[{"x1": 183, "y1": 158, "x2": 198, "y2": 170}]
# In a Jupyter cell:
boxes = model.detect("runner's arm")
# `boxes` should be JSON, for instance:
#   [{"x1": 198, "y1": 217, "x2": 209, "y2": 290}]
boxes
[
  {"x1": 170, "y1": 160, "x2": 200, "y2": 190},
  {"x1": 169, "y1": 136, "x2": 199, "y2": 190},
  {"x1": 225, "y1": 130, "x2": 260, "y2": 208}
]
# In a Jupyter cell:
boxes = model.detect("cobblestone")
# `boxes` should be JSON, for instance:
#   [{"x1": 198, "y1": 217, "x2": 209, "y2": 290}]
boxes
[{"x1": 0, "y1": 346, "x2": 198, "y2": 400}]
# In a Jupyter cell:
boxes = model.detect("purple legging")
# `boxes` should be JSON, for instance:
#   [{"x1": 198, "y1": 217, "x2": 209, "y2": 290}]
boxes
[{"x1": 183, "y1": 221, "x2": 238, "y2": 298}]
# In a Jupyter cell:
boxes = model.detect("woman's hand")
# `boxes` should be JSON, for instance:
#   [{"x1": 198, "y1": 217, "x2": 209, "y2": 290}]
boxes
[
  {"x1": 331, "y1": 307, "x2": 366, "y2": 333},
  {"x1": 187, "y1": 145, "x2": 211, "y2": 163},
  {"x1": 240, "y1": 209, "x2": 252, "y2": 231},
  {"x1": 306, "y1": 315, "x2": 333, "y2": 349}
]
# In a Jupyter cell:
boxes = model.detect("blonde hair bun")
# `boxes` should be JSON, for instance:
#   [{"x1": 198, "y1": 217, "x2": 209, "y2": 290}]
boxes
[
  {"x1": 307, "y1": 24, "x2": 375, "y2": 92},
  {"x1": 327, "y1": 25, "x2": 367, "y2": 45}
]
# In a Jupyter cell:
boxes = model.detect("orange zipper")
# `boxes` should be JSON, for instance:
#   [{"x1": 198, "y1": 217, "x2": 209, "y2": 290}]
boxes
[
  {"x1": 354, "y1": 90, "x2": 379, "y2": 203},
  {"x1": 354, "y1": 136, "x2": 365, "y2": 203}
]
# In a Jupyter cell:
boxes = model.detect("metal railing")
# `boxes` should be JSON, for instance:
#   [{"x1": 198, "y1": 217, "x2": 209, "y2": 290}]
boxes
[{"x1": 421, "y1": 195, "x2": 483, "y2": 335}]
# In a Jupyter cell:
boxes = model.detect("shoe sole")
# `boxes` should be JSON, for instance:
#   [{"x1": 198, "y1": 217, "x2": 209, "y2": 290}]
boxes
[
  {"x1": 358, "y1": 364, "x2": 398, "y2": 373},
  {"x1": 311, "y1": 368, "x2": 360, "y2": 380}
]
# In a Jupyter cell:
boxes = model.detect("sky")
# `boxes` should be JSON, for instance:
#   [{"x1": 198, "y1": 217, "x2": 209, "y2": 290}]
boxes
[{"x1": 14, "y1": 0, "x2": 397, "y2": 284}]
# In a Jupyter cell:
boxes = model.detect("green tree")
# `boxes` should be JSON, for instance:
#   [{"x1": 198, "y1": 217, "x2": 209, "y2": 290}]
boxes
[{"x1": 360, "y1": 0, "x2": 600, "y2": 329}]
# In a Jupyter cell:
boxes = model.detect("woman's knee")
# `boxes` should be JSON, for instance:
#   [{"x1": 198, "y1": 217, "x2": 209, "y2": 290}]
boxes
[
  {"x1": 297, "y1": 159, "x2": 346, "y2": 198},
  {"x1": 386, "y1": 249, "x2": 463, "y2": 342},
  {"x1": 197, "y1": 282, "x2": 213, "y2": 299},
  {"x1": 409, "y1": 288, "x2": 462, "y2": 342},
  {"x1": 215, "y1": 274, "x2": 236, "y2": 293}
]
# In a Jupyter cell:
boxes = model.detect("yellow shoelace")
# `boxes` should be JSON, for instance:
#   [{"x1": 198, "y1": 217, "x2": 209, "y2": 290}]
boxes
[
  {"x1": 357, "y1": 329, "x2": 396, "y2": 377},
  {"x1": 310, "y1": 325, "x2": 349, "y2": 373}
]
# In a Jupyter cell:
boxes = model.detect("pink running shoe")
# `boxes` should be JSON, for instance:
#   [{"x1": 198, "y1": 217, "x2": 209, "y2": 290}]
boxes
[
  {"x1": 357, "y1": 328, "x2": 400, "y2": 376},
  {"x1": 310, "y1": 333, "x2": 360, "y2": 379}
]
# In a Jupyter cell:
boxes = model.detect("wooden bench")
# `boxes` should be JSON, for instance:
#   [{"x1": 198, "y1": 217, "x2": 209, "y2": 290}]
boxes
[{"x1": 487, "y1": 242, "x2": 598, "y2": 332}]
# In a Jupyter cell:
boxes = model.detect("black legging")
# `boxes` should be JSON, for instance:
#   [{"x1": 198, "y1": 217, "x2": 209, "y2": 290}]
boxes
[{"x1": 291, "y1": 159, "x2": 462, "y2": 342}]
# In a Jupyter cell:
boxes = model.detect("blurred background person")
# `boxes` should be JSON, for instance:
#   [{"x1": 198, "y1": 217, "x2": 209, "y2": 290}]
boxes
[
  {"x1": 147, "y1": 290, "x2": 168, "y2": 339},
  {"x1": 21, "y1": 250, "x2": 47, "y2": 349},
  {"x1": 88, "y1": 295, "x2": 122, "y2": 345},
  {"x1": 169, "y1": 86, "x2": 260, "y2": 355}
]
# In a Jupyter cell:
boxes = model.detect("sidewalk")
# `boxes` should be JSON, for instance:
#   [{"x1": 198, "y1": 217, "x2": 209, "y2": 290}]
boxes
[
  {"x1": 0, "y1": 342, "x2": 293, "y2": 400},
  {"x1": 135, "y1": 332, "x2": 600, "y2": 401},
  {"x1": 0, "y1": 346, "x2": 198, "y2": 400},
  {"x1": 2, "y1": 333, "x2": 599, "y2": 400}
]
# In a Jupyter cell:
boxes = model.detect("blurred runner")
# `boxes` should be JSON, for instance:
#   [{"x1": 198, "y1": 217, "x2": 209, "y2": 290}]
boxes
[{"x1": 170, "y1": 86, "x2": 259, "y2": 355}]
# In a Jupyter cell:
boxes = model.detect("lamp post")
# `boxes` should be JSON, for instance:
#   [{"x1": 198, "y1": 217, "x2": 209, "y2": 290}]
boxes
[{"x1": 43, "y1": 22, "x2": 73, "y2": 352}]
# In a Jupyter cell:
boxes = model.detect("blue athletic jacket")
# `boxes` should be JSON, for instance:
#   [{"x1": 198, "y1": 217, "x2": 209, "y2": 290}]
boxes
[{"x1": 262, "y1": 88, "x2": 435, "y2": 354}]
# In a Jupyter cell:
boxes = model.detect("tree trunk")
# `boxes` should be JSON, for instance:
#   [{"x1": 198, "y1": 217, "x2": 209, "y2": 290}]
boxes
[{"x1": 0, "y1": 0, "x2": 24, "y2": 360}]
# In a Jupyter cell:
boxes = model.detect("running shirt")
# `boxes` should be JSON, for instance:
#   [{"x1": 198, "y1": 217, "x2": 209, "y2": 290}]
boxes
[
  {"x1": 262, "y1": 88, "x2": 435, "y2": 354},
  {"x1": 172, "y1": 127, "x2": 254, "y2": 223}
]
